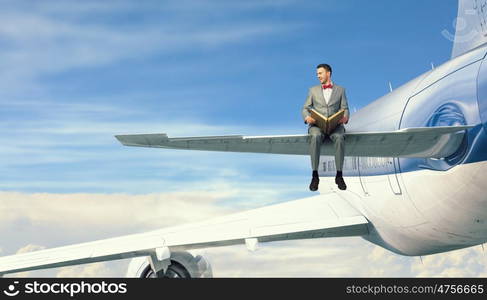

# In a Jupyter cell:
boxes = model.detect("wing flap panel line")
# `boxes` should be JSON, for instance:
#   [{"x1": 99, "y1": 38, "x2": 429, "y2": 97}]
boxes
[
  {"x1": 115, "y1": 125, "x2": 473, "y2": 158},
  {"x1": 116, "y1": 133, "x2": 310, "y2": 154},
  {"x1": 168, "y1": 222, "x2": 369, "y2": 251},
  {"x1": 164, "y1": 215, "x2": 369, "y2": 250},
  {"x1": 344, "y1": 125, "x2": 472, "y2": 158}
]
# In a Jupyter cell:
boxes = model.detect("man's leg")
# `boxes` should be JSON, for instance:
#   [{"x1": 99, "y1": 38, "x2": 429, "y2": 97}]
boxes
[
  {"x1": 330, "y1": 124, "x2": 346, "y2": 190},
  {"x1": 308, "y1": 125, "x2": 323, "y2": 191}
]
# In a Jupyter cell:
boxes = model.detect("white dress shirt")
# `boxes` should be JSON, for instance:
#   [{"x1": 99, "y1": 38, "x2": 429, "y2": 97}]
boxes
[{"x1": 322, "y1": 81, "x2": 333, "y2": 104}]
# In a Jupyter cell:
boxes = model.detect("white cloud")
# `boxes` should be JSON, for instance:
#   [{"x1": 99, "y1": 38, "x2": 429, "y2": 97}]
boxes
[
  {"x1": 16, "y1": 244, "x2": 46, "y2": 254},
  {"x1": 411, "y1": 246, "x2": 487, "y2": 277},
  {"x1": 9, "y1": 244, "x2": 47, "y2": 278},
  {"x1": 204, "y1": 241, "x2": 487, "y2": 277},
  {"x1": 0, "y1": 191, "x2": 233, "y2": 231},
  {"x1": 56, "y1": 263, "x2": 118, "y2": 278}
]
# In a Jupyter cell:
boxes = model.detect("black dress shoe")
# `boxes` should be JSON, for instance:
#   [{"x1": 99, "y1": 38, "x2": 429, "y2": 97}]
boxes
[
  {"x1": 309, "y1": 176, "x2": 319, "y2": 191},
  {"x1": 335, "y1": 176, "x2": 347, "y2": 190}
]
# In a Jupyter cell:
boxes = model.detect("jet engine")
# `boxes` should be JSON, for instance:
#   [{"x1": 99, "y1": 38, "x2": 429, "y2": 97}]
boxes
[{"x1": 125, "y1": 250, "x2": 213, "y2": 278}]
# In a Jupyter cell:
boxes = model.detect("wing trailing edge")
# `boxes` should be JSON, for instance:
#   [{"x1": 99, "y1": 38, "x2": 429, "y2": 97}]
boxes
[{"x1": 115, "y1": 125, "x2": 473, "y2": 159}]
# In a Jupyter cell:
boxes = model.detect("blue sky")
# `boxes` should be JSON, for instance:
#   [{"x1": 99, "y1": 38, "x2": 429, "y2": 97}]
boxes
[
  {"x1": 4, "y1": 0, "x2": 485, "y2": 278},
  {"x1": 0, "y1": 0, "x2": 458, "y2": 196}
]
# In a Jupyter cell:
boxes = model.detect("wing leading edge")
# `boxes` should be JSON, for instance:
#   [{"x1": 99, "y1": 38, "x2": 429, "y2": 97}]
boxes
[
  {"x1": 0, "y1": 193, "x2": 368, "y2": 276},
  {"x1": 115, "y1": 125, "x2": 473, "y2": 158}
]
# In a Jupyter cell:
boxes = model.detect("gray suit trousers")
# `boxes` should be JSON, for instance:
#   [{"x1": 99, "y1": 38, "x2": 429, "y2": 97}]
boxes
[{"x1": 308, "y1": 124, "x2": 345, "y2": 172}]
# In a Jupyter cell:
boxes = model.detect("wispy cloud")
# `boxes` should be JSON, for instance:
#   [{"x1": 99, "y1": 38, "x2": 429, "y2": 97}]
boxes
[
  {"x1": 0, "y1": 1, "x2": 305, "y2": 98},
  {"x1": 0, "y1": 111, "x2": 308, "y2": 194}
]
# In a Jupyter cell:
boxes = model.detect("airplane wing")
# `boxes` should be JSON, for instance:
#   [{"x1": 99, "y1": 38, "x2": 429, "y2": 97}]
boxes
[
  {"x1": 115, "y1": 125, "x2": 473, "y2": 158},
  {"x1": 0, "y1": 193, "x2": 368, "y2": 275}
]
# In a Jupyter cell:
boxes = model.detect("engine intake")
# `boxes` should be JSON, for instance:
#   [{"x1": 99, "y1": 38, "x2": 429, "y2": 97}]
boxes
[{"x1": 126, "y1": 250, "x2": 213, "y2": 278}]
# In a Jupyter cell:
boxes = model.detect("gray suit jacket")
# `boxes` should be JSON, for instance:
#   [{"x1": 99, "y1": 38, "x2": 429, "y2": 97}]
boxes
[{"x1": 301, "y1": 84, "x2": 349, "y2": 124}]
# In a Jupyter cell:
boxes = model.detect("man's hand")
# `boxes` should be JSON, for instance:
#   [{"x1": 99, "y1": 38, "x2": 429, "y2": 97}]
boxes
[
  {"x1": 339, "y1": 115, "x2": 349, "y2": 124},
  {"x1": 305, "y1": 116, "x2": 316, "y2": 124}
]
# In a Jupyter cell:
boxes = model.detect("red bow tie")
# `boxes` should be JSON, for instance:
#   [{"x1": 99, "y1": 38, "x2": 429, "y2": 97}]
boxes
[{"x1": 322, "y1": 84, "x2": 333, "y2": 89}]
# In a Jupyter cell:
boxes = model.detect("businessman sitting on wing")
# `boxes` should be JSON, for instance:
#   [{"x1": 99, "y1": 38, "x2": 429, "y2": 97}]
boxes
[{"x1": 302, "y1": 63, "x2": 349, "y2": 191}]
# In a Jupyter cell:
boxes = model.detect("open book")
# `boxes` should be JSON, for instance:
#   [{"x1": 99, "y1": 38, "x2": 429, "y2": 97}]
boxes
[{"x1": 307, "y1": 108, "x2": 345, "y2": 135}]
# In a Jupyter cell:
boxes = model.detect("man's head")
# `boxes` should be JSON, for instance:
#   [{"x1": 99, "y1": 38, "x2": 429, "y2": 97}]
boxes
[{"x1": 316, "y1": 63, "x2": 332, "y2": 84}]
